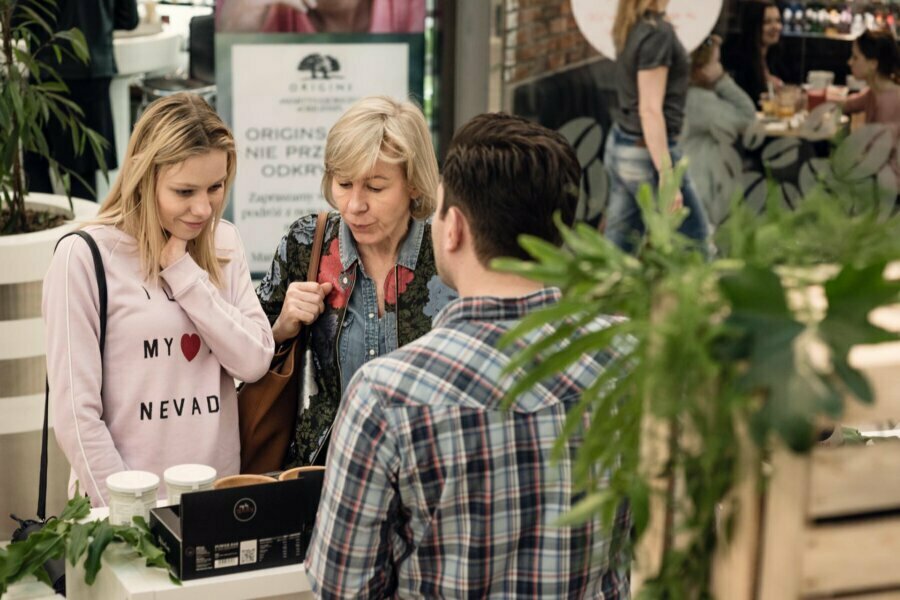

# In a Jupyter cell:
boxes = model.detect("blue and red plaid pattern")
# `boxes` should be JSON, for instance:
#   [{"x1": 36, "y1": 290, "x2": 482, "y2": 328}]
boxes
[{"x1": 306, "y1": 288, "x2": 631, "y2": 599}]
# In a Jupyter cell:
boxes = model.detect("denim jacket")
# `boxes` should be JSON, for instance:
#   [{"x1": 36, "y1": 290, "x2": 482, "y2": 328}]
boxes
[{"x1": 257, "y1": 212, "x2": 455, "y2": 467}]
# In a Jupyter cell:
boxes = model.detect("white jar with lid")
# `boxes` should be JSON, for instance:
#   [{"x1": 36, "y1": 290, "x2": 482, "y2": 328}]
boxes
[
  {"x1": 164, "y1": 464, "x2": 217, "y2": 505},
  {"x1": 106, "y1": 471, "x2": 159, "y2": 526}
]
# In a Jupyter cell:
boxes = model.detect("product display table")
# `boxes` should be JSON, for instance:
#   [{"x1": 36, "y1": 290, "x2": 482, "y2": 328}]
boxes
[
  {"x1": 3, "y1": 579, "x2": 61, "y2": 599},
  {"x1": 65, "y1": 508, "x2": 314, "y2": 600}
]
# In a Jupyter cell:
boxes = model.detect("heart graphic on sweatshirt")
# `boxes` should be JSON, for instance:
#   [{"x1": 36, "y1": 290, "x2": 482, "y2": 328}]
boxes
[{"x1": 181, "y1": 334, "x2": 201, "y2": 362}]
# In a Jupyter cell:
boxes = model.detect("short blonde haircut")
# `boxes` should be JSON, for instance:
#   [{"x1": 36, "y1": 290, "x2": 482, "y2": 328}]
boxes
[
  {"x1": 92, "y1": 93, "x2": 236, "y2": 287},
  {"x1": 321, "y1": 96, "x2": 438, "y2": 220}
]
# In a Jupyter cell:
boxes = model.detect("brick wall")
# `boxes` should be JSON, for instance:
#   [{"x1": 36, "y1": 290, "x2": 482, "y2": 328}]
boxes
[{"x1": 503, "y1": 0, "x2": 601, "y2": 85}]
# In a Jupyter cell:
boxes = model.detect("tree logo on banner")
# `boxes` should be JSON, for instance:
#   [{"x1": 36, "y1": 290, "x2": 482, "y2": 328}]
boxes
[
  {"x1": 571, "y1": 0, "x2": 723, "y2": 58},
  {"x1": 298, "y1": 54, "x2": 342, "y2": 80}
]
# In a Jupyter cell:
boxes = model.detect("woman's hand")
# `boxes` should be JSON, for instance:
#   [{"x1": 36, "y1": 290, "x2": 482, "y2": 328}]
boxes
[
  {"x1": 160, "y1": 235, "x2": 188, "y2": 270},
  {"x1": 272, "y1": 281, "x2": 334, "y2": 343},
  {"x1": 219, "y1": 0, "x2": 318, "y2": 32},
  {"x1": 671, "y1": 190, "x2": 684, "y2": 212},
  {"x1": 701, "y1": 60, "x2": 725, "y2": 86}
]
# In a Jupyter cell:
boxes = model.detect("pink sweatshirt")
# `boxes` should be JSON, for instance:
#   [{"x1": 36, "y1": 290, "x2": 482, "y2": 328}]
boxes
[
  {"x1": 42, "y1": 222, "x2": 274, "y2": 507},
  {"x1": 261, "y1": 0, "x2": 425, "y2": 33}
]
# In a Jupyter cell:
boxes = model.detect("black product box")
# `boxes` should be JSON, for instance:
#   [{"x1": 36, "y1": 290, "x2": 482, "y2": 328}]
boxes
[{"x1": 149, "y1": 472, "x2": 323, "y2": 581}]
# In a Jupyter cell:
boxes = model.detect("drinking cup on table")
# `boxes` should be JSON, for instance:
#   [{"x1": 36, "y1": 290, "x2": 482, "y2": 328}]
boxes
[
  {"x1": 760, "y1": 93, "x2": 777, "y2": 117},
  {"x1": 807, "y1": 70, "x2": 834, "y2": 90},
  {"x1": 807, "y1": 87, "x2": 827, "y2": 111},
  {"x1": 776, "y1": 85, "x2": 801, "y2": 118}
]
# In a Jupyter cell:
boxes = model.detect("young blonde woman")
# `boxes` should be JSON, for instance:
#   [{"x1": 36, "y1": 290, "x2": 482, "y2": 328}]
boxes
[
  {"x1": 43, "y1": 93, "x2": 274, "y2": 507},
  {"x1": 256, "y1": 95, "x2": 455, "y2": 468},
  {"x1": 604, "y1": 0, "x2": 710, "y2": 252}
]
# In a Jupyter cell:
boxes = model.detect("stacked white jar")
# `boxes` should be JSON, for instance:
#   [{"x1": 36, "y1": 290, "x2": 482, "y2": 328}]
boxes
[
  {"x1": 163, "y1": 464, "x2": 217, "y2": 505},
  {"x1": 106, "y1": 471, "x2": 159, "y2": 526}
]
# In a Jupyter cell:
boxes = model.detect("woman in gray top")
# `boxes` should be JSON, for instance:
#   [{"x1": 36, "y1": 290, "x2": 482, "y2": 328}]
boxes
[
  {"x1": 604, "y1": 0, "x2": 710, "y2": 252},
  {"x1": 681, "y1": 35, "x2": 757, "y2": 228}
]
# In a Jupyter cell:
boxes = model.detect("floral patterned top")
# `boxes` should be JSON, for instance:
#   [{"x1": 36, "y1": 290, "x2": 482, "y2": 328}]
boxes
[{"x1": 256, "y1": 212, "x2": 455, "y2": 467}]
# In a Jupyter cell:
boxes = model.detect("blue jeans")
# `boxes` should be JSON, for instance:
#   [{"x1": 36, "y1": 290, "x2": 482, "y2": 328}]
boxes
[{"x1": 604, "y1": 124, "x2": 710, "y2": 252}]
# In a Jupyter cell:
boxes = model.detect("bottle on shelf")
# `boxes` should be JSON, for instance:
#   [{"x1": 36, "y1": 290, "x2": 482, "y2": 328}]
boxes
[{"x1": 851, "y1": 12, "x2": 865, "y2": 35}]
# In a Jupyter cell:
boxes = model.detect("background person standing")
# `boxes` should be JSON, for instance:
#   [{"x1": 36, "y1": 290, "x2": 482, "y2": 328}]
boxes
[
  {"x1": 24, "y1": 0, "x2": 139, "y2": 201},
  {"x1": 604, "y1": 0, "x2": 710, "y2": 252},
  {"x1": 722, "y1": 0, "x2": 787, "y2": 104}
]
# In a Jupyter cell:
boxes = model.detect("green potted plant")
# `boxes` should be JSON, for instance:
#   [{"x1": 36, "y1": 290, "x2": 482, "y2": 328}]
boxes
[
  {"x1": 0, "y1": 0, "x2": 110, "y2": 548},
  {"x1": 0, "y1": 493, "x2": 175, "y2": 594},
  {"x1": 0, "y1": 0, "x2": 108, "y2": 233},
  {"x1": 495, "y1": 127, "x2": 900, "y2": 597}
]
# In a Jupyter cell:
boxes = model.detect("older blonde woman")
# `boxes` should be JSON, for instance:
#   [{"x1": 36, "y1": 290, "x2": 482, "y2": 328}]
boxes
[
  {"x1": 43, "y1": 93, "x2": 274, "y2": 506},
  {"x1": 257, "y1": 95, "x2": 454, "y2": 468}
]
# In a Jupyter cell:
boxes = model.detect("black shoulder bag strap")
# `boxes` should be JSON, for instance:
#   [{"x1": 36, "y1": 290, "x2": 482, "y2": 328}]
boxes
[{"x1": 37, "y1": 231, "x2": 107, "y2": 520}]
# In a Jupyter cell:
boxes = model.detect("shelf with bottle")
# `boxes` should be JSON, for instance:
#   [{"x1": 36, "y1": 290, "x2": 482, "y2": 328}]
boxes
[{"x1": 780, "y1": 1, "x2": 900, "y2": 39}]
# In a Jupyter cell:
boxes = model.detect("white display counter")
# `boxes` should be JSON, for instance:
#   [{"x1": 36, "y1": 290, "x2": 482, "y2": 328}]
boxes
[{"x1": 64, "y1": 508, "x2": 314, "y2": 600}]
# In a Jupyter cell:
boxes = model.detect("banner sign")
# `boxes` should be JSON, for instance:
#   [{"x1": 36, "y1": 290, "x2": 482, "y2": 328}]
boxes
[{"x1": 217, "y1": 34, "x2": 424, "y2": 274}]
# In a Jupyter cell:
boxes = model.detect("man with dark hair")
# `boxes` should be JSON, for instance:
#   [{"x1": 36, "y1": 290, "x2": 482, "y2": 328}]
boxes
[
  {"x1": 438, "y1": 112, "x2": 580, "y2": 261},
  {"x1": 306, "y1": 113, "x2": 631, "y2": 599}
]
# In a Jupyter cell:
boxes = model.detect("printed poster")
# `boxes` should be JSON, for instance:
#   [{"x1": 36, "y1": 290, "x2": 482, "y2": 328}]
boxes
[{"x1": 220, "y1": 36, "x2": 422, "y2": 274}]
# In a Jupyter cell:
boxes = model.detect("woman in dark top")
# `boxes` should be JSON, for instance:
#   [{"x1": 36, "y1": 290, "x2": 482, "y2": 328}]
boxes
[
  {"x1": 24, "y1": 0, "x2": 140, "y2": 201},
  {"x1": 604, "y1": 0, "x2": 710, "y2": 252},
  {"x1": 722, "y1": 0, "x2": 785, "y2": 104}
]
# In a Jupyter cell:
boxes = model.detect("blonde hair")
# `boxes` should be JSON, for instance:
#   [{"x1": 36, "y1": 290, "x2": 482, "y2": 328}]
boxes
[
  {"x1": 92, "y1": 93, "x2": 236, "y2": 287},
  {"x1": 321, "y1": 96, "x2": 438, "y2": 220},
  {"x1": 613, "y1": 0, "x2": 663, "y2": 54}
]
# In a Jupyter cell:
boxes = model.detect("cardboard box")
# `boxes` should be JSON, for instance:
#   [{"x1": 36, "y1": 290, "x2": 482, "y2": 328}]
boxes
[{"x1": 149, "y1": 472, "x2": 323, "y2": 580}]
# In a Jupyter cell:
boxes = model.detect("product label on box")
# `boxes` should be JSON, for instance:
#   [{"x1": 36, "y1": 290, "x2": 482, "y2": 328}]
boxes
[
  {"x1": 192, "y1": 533, "x2": 303, "y2": 572},
  {"x1": 240, "y1": 540, "x2": 257, "y2": 565}
]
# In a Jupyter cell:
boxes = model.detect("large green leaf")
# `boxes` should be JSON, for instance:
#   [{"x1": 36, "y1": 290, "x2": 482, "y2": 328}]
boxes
[
  {"x1": 555, "y1": 491, "x2": 608, "y2": 527},
  {"x1": 54, "y1": 29, "x2": 89, "y2": 63},
  {"x1": 14, "y1": 5, "x2": 52, "y2": 34},
  {"x1": 819, "y1": 262, "x2": 900, "y2": 404},
  {"x1": 820, "y1": 262, "x2": 900, "y2": 355},
  {"x1": 0, "y1": 526, "x2": 66, "y2": 590},
  {"x1": 719, "y1": 267, "x2": 840, "y2": 449},
  {"x1": 504, "y1": 324, "x2": 632, "y2": 405},
  {"x1": 83, "y1": 521, "x2": 115, "y2": 585},
  {"x1": 59, "y1": 493, "x2": 91, "y2": 521},
  {"x1": 66, "y1": 522, "x2": 94, "y2": 566}
]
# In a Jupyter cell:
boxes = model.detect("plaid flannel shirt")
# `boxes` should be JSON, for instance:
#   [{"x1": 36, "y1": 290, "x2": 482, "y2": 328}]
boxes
[{"x1": 306, "y1": 288, "x2": 631, "y2": 599}]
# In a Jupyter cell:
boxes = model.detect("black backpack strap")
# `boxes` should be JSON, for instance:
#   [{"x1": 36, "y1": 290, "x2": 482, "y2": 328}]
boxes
[
  {"x1": 39, "y1": 231, "x2": 107, "y2": 520},
  {"x1": 54, "y1": 231, "x2": 107, "y2": 353}
]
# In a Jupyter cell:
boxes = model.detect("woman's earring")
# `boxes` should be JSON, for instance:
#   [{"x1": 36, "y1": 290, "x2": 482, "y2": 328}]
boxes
[{"x1": 412, "y1": 197, "x2": 422, "y2": 211}]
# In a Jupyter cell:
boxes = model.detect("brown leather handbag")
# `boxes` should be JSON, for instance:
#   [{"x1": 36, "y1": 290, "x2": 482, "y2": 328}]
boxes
[{"x1": 239, "y1": 212, "x2": 328, "y2": 474}]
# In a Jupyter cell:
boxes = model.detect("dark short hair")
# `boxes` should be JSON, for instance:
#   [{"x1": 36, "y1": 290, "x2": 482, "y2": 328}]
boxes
[
  {"x1": 855, "y1": 29, "x2": 900, "y2": 81},
  {"x1": 440, "y1": 113, "x2": 580, "y2": 263}
]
